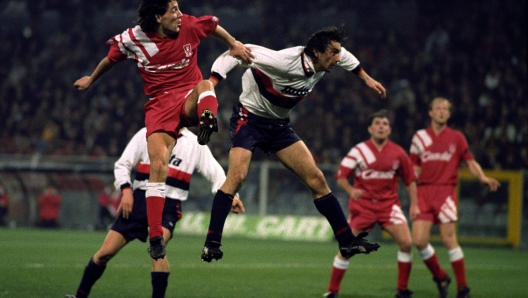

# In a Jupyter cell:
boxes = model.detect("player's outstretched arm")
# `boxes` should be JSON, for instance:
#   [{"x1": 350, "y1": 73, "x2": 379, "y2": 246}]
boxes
[
  {"x1": 74, "y1": 57, "x2": 117, "y2": 90},
  {"x1": 356, "y1": 69, "x2": 386, "y2": 98},
  {"x1": 465, "y1": 159, "x2": 501, "y2": 191},
  {"x1": 211, "y1": 25, "x2": 254, "y2": 64}
]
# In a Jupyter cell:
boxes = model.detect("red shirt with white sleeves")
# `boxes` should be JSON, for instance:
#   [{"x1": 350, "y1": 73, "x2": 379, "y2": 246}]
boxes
[
  {"x1": 409, "y1": 126, "x2": 474, "y2": 186},
  {"x1": 335, "y1": 140, "x2": 416, "y2": 201},
  {"x1": 106, "y1": 14, "x2": 219, "y2": 97}
]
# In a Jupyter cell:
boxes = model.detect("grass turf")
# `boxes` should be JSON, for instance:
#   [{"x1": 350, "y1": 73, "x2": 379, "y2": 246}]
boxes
[{"x1": 0, "y1": 228, "x2": 527, "y2": 297}]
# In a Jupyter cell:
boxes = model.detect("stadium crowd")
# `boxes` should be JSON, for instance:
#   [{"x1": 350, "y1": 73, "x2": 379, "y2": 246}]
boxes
[{"x1": 1, "y1": 0, "x2": 526, "y2": 170}]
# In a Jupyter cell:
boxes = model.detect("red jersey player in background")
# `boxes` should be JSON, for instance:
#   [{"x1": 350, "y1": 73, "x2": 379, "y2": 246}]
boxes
[
  {"x1": 324, "y1": 109, "x2": 419, "y2": 298},
  {"x1": 73, "y1": 0, "x2": 253, "y2": 260},
  {"x1": 409, "y1": 97, "x2": 500, "y2": 298}
]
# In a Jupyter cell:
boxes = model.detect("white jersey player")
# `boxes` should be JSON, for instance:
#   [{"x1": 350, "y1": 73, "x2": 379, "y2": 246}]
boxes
[
  {"x1": 201, "y1": 26, "x2": 386, "y2": 264},
  {"x1": 68, "y1": 127, "x2": 243, "y2": 298},
  {"x1": 210, "y1": 44, "x2": 362, "y2": 119},
  {"x1": 115, "y1": 127, "x2": 228, "y2": 202}
]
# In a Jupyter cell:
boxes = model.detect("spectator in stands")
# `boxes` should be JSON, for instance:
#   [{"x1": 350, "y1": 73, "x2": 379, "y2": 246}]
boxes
[
  {"x1": 0, "y1": 0, "x2": 525, "y2": 172},
  {"x1": 0, "y1": 182, "x2": 9, "y2": 226},
  {"x1": 424, "y1": 23, "x2": 449, "y2": 60},
  {"x1": 37, "y1": 184, "x2": 62, "y2": 228},
  {"x1": 97, "y1": 182, "x2": 122, "y2": 230}
]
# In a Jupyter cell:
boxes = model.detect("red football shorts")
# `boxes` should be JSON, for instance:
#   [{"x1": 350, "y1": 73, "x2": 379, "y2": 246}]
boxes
[
  {"x1": 414, "y1": 184, "x2": 458, "y2": 224},
  {"x1": 347, "y1": 197, "x2": 407, "y2": 231},
  {"x1": 144, "y1": 89, "x2": 195, "y2": 138}
]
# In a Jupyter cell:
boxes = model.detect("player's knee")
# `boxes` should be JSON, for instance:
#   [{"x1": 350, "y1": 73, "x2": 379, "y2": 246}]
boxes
[
  {"x1": 306, "y1": 171, "x2": 328, "y2": 192},
  {"x1": 150, "y1": 158, "x2": 165, "y2": 170},
  {"x1": 413, "y1": 238, "x2": 428, "y2": 250},
  {"x1": 228, "y1": 171, "x2": 246, "y2": 187},
  {"x1": 94, "y1": 252, "x2": 115, "y2": 265},
  {"x1": 195, "y1": 79, "x2": 214, "y2": 92},
  {"x1": 441, "y1": 237, "x2": 458, "y2": 249},
  {"x1": 399, "y1": 241, "x2": 413, "y2": 252},
  {"x1": 163, "y1": 232, "x2": 172, "y2": 245},
  {"x1": 149, "y1": 159, "x2": 168, "y2": 177}
]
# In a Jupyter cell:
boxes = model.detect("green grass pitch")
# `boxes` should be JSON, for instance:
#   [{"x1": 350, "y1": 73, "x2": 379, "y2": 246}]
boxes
[{"x1": 0, "y1": 228, "x2": 527, "y2": 297}]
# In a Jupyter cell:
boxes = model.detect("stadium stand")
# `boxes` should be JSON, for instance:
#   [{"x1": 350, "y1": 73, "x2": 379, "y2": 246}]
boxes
[{"x1": 0, "y1": 0, "x2": 525, "y2": 170}]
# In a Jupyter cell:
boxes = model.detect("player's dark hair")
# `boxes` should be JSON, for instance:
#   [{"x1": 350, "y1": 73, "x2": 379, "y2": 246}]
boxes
[
  {"x1": 303, "y1": 25, "x2": 348, "y2": 63},
  {"x1": 368, "y1": 109, "x2": 389, "y2": 126},
  {"x1": 135, "y1": 0, "x2": 171, "y2": 32}
]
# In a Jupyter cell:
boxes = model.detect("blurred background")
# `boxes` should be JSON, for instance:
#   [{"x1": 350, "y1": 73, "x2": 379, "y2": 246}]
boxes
[{"x1": 0, "y1": 0, "x2": 526, "y2": 248}]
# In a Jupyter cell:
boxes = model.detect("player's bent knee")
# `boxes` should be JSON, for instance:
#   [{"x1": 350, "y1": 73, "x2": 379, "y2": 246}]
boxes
[
  {"x1": 195, "y1": 79, "x2": 214, "y2": 91},
  {"x1": 229, "y1": 172, "x2": 246, "y2": 187},
  {"x1": 413, "y1": 240, "x2": 428, "y2": 250},
  {"x1": 95, "y1": 252, "x2": 117, "y2": 265},
  {"x1": 307, "y1": 175, "x2": 329, "y2": 193},
  {"x1": 399, "y1": 242, "x2": 413, "y2": 252},
  {"x1": 150, "y1": 159, "x2": 166, "y2": 171}
]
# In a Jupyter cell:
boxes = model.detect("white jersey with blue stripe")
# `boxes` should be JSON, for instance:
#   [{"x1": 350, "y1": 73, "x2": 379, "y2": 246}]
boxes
[{"x1": 210, "y1": 44, "x2": 360, "y2": 119}]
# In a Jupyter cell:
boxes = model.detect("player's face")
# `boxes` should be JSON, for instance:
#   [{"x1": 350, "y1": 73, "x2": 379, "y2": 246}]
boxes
[
  {"x1": 429, "y1": 99, "x2": 451, "y2": 125},
  {"x1": 314, "y1": 41, "x2": 341, "y2": 72},
  {"x1": 368, "y1": 117, "x2": 391, "y2": 142},
  {"x1": 156, "y1": 0, "x2": 183, "y2": 36}
]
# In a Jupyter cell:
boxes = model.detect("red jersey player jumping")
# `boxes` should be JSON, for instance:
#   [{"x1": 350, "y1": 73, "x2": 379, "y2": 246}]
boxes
[
  {"x1": 74, "y1": 0, "x2": 253, "y2": 260},
  {"x1": 409, "y1": 97, "x2": 500, "y2": 298},
  {"x1": 324, "y1": 109, "x2": 419, "y2": 298}
]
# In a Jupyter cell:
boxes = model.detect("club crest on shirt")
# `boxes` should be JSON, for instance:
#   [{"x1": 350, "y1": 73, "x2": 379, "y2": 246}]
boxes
[
  {"x1": 392, "y1": 160, "x2": 400, "y2": 170},
  {"x1": 184, "y1": 43, "x2": 192, "y2": 57}
]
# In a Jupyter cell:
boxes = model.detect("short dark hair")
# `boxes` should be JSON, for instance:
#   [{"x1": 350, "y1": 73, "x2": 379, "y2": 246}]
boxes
[
  {"x1": 135, "y1": 0, "x2": 171, "y2": 32},
  {"x1": 303, "y1": 25, "x2": 348, "y2": 62},
  {"x1": 368, "y1": 109, "x2": 389, "y2": 126}
]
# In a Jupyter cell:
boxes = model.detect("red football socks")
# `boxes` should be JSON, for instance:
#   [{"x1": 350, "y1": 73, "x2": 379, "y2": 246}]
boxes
[
  {"x1": 197, "y1": 91, "x2": 218, "y2": 117},
  {"x1": 146, "y1": 182, "x2": 166, "y2": 239}
]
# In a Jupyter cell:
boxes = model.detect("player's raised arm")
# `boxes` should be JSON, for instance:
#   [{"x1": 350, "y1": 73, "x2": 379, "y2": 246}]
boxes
[
  {"x1": 356, "y1": 68, "x2": 386, "y2": 98},
  {"x1": 210, "y1": 44, "x2": 287, "y2": 86},
  {"x1": 211, "y1": 25, "x2": 254, "y2": 64},
  {"x1": 74, "y1": 57, "x2": 117, "y2": 90}
]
